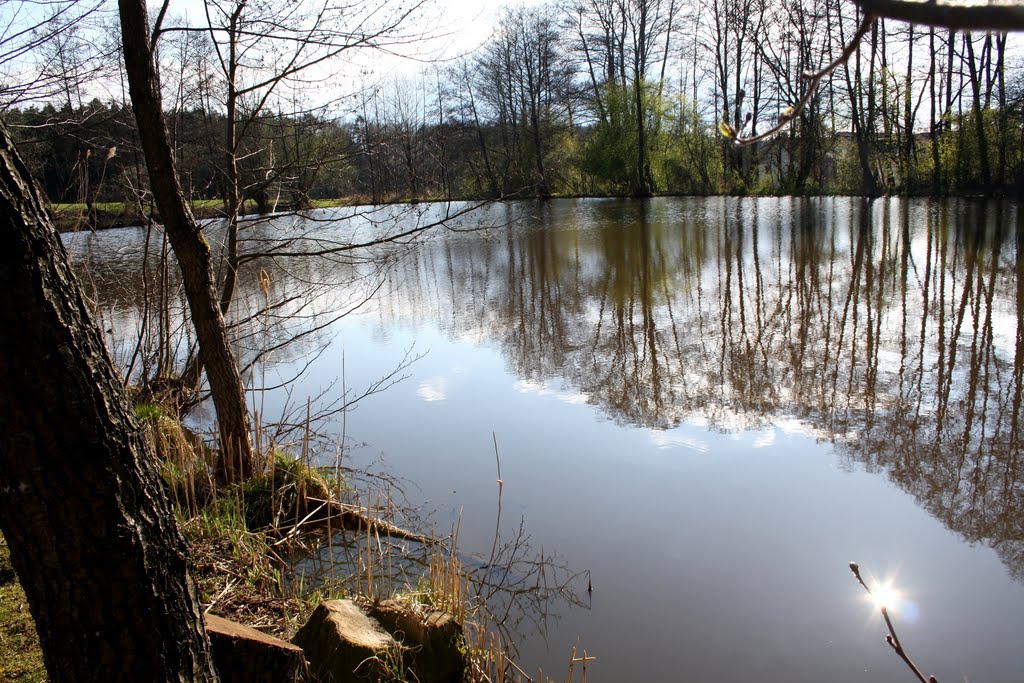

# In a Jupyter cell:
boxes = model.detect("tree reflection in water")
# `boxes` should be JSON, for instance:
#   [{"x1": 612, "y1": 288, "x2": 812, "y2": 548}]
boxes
[
  {"x1": 374, "y1": 197, "x2": 1023, "y2": 582},
  {"x1": 67, "y1": 197, "x2": 1024, "y2": 585}
]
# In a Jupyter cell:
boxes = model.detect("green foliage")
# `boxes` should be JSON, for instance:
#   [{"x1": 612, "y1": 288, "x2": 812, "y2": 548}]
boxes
[
  {"x1": 831, "y1": 139, "x2": 869, "y2": 195},
  {"x1": 545, "y1": 128, "x2": 585, "y2": 194},
  {"x1": 660, "y1": 97, "x2": 722, "y2": 194},
  {"x1": 241, "y1": 450, "x2": 337, "y2": 531},
  {"x1": 930, "y1": 108, "x2": 1022, "y2": 194},
  {"x1": 581, "y1": 122, "x2": 634, "y2": 193},
  {"x1": 580, "y1": 81, "x2": 674, "y2": 195},
  {"x1": 133, "y1": 402, "x2": 163, "y2": 421}
]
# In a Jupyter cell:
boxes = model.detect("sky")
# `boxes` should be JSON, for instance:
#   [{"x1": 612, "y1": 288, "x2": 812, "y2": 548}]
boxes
[
  {"x1": 167, "y1": 0, "x2": 534, "y2": 72},
  {"x1": 0, "y1": 0, "x2": 543, "y2": 109}
]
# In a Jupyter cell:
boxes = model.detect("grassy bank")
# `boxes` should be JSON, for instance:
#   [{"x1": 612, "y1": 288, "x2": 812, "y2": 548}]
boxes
[
  {"x1": 53, "y1": 200, "x2": 219, "y2": 233},
  {"x1": 0, "y1": 535, "x2": 45, "y2": 682},
  {"x1": 51, "y1": 197, "x2": 379, "y2": 233}
]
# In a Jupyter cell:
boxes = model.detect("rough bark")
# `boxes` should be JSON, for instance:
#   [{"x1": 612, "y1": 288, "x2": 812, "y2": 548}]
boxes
[
  {"x1": 118, "y1": 0, "x2": 254, "y2": 481},
  {"x1": 0, "y1": 121, "x2": 218, "y2": 682}
]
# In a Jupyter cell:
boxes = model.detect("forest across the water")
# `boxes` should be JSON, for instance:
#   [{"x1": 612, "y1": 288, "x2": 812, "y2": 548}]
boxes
[{"x1": 7, "y1": 0, "x2": 1024, "y2": 225}]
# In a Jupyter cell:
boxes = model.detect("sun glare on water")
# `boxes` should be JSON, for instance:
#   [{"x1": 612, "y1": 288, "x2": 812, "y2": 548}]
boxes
[{"x1": 868, "y1": 581, "x2": 903, "y2": 611}]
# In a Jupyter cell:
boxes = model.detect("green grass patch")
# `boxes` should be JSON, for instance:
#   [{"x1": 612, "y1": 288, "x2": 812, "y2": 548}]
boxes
[
  {"x1": 0, "y1": 536, "x2": 46, "y2": 682},
  {"x1": 241, "y1": 450, "x2": 336, "y2": 531},
  {"x1": 133, "y1": 402, "x2": 163, "y2": 421}
]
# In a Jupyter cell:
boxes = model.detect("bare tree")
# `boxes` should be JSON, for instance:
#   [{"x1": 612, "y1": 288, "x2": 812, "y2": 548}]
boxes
[
  {"x1": 476, "y1": 5, "x2": 575, "y2": 198},
  {"x1": 0, "y1": 0, "x2": 108, "y2": 108},
  {"x1": 174, "y1": 0, "x2": 429, "y2": 316},
  {"x1": 119, "y1": 0, "x2": 255, "y2": 482},
  {"x1": 568, "y1": 0, "x2": 678, "y2": 196}
]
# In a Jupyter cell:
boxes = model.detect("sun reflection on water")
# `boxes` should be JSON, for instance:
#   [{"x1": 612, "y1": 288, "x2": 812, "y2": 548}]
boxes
[
  {"x1": 863, "y1": 576, "x2": 920, "y2": 624},
  {"x1": 868, "y1": 581, "x2": 902, "y2": 610}
]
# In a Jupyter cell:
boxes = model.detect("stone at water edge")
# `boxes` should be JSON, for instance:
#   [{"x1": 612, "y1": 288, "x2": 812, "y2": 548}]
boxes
[
  {"x1": 291, "y1": 599, "x2": 402, "y2": 682},
  {"x1": 204, "y1": 613, "x2": 310, "y2": 682},
  {"x1": 368, "y1": 599, "x2": 466, "y2": 683},
  {"x1": 291, "y1": 598, "x2": 467, "y2": 682}
]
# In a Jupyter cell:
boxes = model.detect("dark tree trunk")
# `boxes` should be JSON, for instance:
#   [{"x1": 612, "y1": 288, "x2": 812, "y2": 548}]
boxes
[
  {"x1": 965, "y1": 35, "x2": 992, "y2": 190},
  {"x1": 632, "y1": 74, "x2": 652, "y2": 198},
  {"x1": 0, "y1": 121, "x2": 219, "y2": 682},
  {"x1": 119, "y1": 0, "x2": 254, "y2": 482},
  {"x1": 930, "y1": 28, "x2": 942, "y2": 193},
  {"x1": 528, "y1": 95, "x2": 551, "y2": 200}
]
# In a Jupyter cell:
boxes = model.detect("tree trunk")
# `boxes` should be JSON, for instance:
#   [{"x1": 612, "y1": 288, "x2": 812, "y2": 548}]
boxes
[
  {"x1": 930, "y1": 27, "x2": 942, "y2": 193},
  {"x1": 996, "y1": 32, "x2": 1008, "y2": 189},
  {"x1": 0, "y1": 121, "x2": 219, "y2": 682},
  {"x1": 965, "y1": 35, "x2": 992, "y2": 190},
  {"x1": 842, "y1": 15, "x2": 880, "y2": 197},
  {"x1": 119, "y1": 0, "x2": 254, "y2": 482}
]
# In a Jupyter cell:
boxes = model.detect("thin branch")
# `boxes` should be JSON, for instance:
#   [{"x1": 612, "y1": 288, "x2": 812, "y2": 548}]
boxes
[
  {"x1": 725, "y1": 14, "x2": 876, "y2": 145},
  {"x1": 235, "y1": 201, "x2": 490, "y2": 263},
  {"x1": 849, "y1": 562, "x2": 938, "y2": 683},
  {"x1": 150, "y1": 0, "x2": 172, "y2": 51}
]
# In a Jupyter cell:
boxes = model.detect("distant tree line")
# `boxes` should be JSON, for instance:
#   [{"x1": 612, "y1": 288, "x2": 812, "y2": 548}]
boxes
[
  {"x1": 5, "y1": 101, "x2": 353, "y2": 210},
  {"x1": 5, "y1": 0, "x2": 1024, "y2": 207}
]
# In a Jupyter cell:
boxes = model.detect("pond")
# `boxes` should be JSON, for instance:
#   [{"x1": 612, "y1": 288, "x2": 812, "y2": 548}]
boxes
[{"x1": 67, "y1": 196, "x2": 1024, "y2": 682}]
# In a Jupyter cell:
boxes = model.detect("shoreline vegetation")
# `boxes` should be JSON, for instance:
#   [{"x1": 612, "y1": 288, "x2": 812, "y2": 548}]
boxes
[
  {"x1": 51, "y1": 189, "x2": 1015, "y2": 235},
  {"x1": 53, "y1": 198, "x2": 367, "y2": 233},
  {"x1": 1, "y1": 398, "x2": 588, "y2": 682}
]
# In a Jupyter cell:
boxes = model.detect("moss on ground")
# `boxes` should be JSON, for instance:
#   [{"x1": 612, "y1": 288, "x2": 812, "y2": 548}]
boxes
[{"x1": 0, "y1": 535, "x2": 46, "y2": 682}]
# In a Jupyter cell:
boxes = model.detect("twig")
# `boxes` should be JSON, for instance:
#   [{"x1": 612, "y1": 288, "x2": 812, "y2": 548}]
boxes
[
  {"x1": 500, "y1": 650, "x2": 532, "y2": 681},
  {"x1": 849, "y1": 562, "x2": 937, "y2": 683},
  {"x1": 271, "y1": 501, "x2": 329, "y2": 547},
  {"x1": 204, "y1": 577, "x2": 238, "y2": 613},
  {"x1": 486, "y1": 432, "x2": 504, "y2": 574},
  {"x1": 724, "y1": 15, "x2": 876, "y2": 145}
]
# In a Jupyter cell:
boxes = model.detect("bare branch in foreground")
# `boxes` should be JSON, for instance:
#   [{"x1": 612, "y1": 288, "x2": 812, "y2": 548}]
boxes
[
  {"x1": 849, "y1": 562, "x2": 938, "y2": 683},
  {"x1": 854, "y1": 0, "x2": 1024, "y2": 32},
  {"x1": 723, "y1": 15, "x2": 876, "y2": 145}
]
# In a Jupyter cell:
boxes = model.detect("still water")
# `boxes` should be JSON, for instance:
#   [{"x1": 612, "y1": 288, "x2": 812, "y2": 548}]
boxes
[{"x1": 68, "y1": 197, "x2": 1024, "y2": 682}]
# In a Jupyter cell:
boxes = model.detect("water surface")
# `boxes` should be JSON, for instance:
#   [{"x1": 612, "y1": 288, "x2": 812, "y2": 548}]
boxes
[{"x1": 68, "y1": 197, "x2": 1024, "y2": 682}]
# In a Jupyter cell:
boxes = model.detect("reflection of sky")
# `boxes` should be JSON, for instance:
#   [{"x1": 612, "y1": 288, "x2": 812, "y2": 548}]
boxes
[
  {"x1": 294, "y1": 301, "x2": 1023, "y2": 681},
  {"x1": 416, "y1": 376, "x2": 448, "y2": 402},
  {"x1": 513, "y1": 379, "x2": 589, "y2": 405},
  {"x1": 647, "y1": 428, "x2": 710, "y2": 452}
]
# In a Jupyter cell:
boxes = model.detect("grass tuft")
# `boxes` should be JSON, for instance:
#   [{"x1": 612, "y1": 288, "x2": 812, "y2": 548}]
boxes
[
  {"x1": 135, "y1": 400, "x2": 214, "y2": 515},
  {"x1": 241, "y1": 450, "x2": 336, "y2": 532}
]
